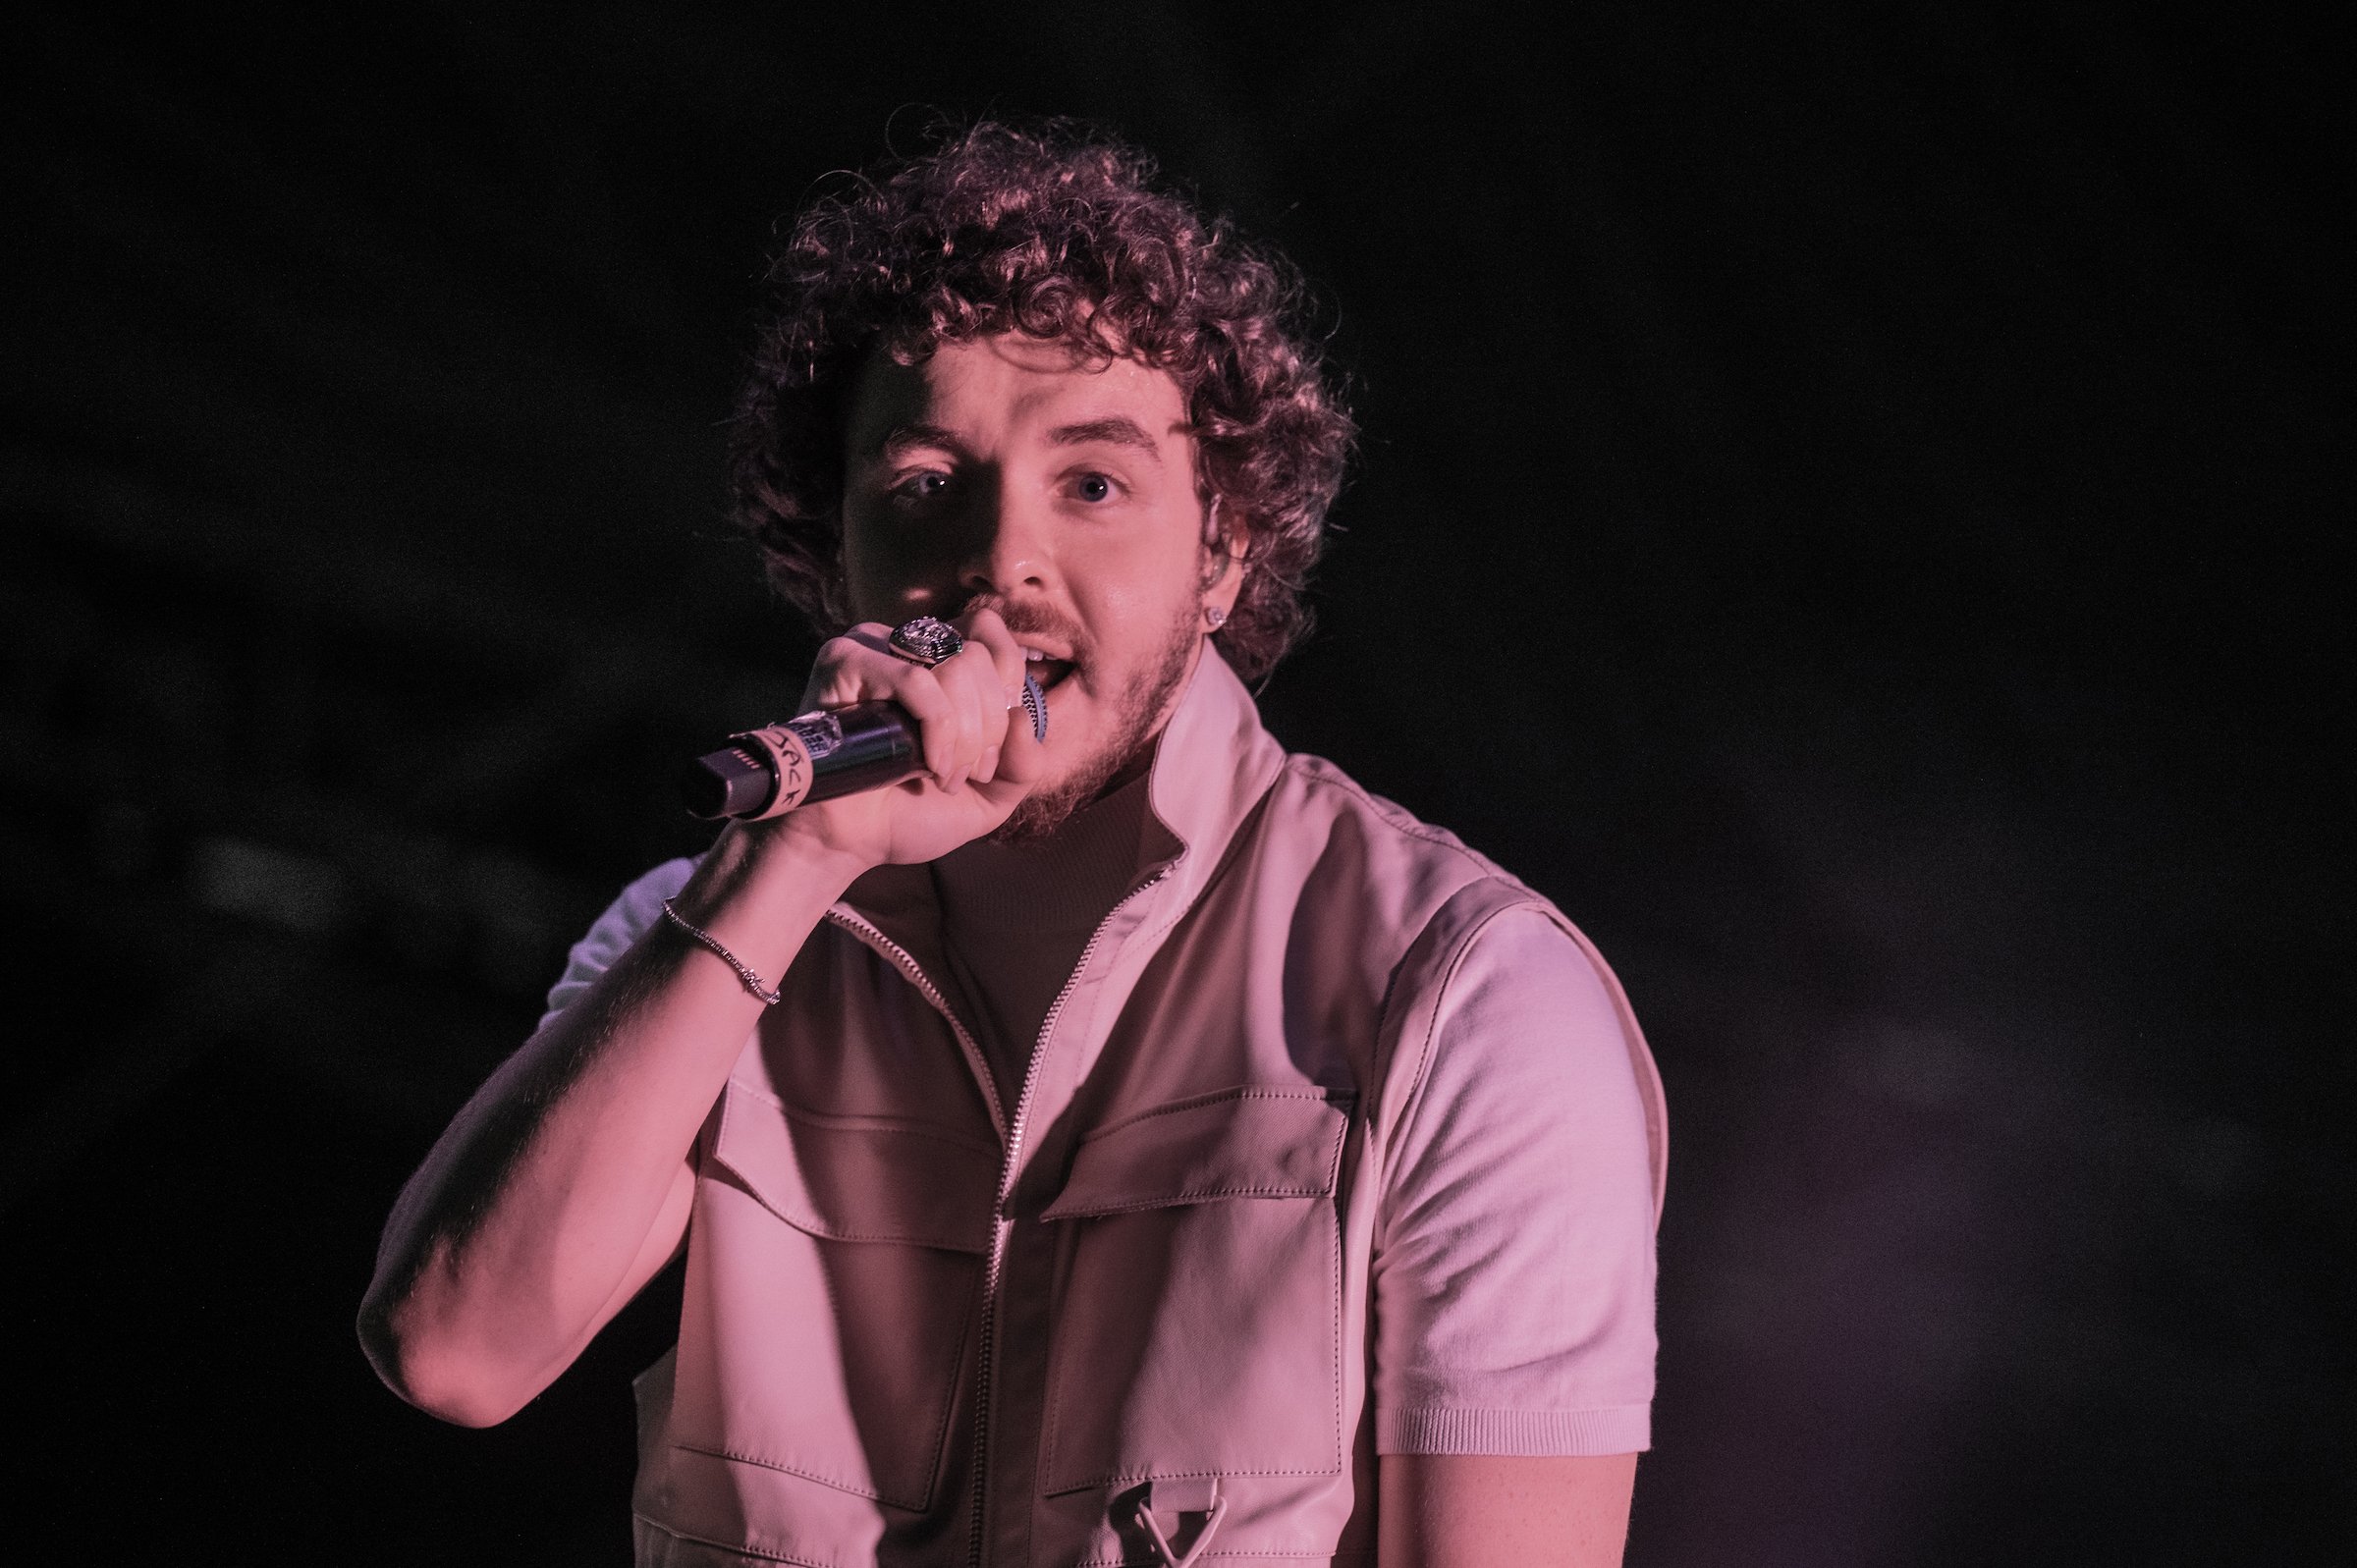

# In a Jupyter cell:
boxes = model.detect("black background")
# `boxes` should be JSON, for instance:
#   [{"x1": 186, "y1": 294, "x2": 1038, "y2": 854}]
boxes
[{"x1": 5, "y1": 3, "x2": 2347, "y2": 1561}]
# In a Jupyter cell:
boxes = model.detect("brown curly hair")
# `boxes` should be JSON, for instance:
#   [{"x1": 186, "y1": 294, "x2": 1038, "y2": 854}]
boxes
[{"x1": 727, "y1": 119, "x2": 1355, "y2": 682}]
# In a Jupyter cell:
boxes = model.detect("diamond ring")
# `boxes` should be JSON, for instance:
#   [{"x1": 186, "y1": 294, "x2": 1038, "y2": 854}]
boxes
[{"x1": 887, "y1": 616, "x2": 965, "y2": 668}]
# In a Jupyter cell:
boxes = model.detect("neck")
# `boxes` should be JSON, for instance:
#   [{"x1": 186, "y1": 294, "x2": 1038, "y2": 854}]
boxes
[{"x1": 936, "y1": 771, "x2": 1153, "y2": 931}]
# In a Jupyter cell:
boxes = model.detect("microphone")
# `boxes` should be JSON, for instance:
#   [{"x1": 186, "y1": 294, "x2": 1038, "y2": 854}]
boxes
[{"x1": 681, "y1": 676, "x2": 1047, "y2": 822}]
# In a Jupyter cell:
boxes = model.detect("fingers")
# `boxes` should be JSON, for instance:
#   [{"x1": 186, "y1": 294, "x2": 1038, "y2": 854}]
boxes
[
  {"x1": 806, "y1": 622, "x2": 1013, "y2": 793},
  {"x1": 957, "y1": 607, "x2": 1029, "y2": 715},
  {"x1": 927, "y1": 642, "x2": 1001, "y2": 790},
  {"x1": 953, "y1": 608, "x2": 1027, "y2": 785},
  {"x1": 990, "y1": 671, "x2": 1050, "y2": 789}
]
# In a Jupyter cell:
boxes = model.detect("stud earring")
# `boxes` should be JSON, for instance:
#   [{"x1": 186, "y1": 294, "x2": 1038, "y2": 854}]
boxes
[{"x1": 1204, "y1": 604, "x2": 1229, "y2": 630}]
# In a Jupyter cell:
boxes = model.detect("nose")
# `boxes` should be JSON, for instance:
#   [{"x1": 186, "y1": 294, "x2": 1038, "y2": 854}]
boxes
[{"x1": 956, "y1": 478, "x2": 1051, "y2": 603}]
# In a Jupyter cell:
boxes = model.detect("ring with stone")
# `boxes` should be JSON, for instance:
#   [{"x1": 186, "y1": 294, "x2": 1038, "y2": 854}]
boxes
[{"x1": 887, "y1": 616, "x2": 964, "y2": 668}]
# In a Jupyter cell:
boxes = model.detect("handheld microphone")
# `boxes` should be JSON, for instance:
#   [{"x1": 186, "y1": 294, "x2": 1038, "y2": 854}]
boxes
[{"x1": 680, "y1": 676, "x2": 1047, "y2": 822}]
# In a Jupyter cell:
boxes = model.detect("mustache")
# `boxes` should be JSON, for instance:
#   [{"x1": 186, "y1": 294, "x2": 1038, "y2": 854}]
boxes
[{"x1": 959, "y1": 598, "x2": 1088, "y2": 660}]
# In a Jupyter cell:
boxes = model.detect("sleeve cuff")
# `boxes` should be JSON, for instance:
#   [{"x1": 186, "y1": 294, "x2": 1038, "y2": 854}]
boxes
[{"x1": 1375, "y1": 1404, "x2": 1651, "y2": 1456}]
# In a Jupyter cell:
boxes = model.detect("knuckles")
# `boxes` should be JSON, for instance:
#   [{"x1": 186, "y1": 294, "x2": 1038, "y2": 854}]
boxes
[{"x1": 811, "y1": 616, "x2": 1016, "y2": 753}]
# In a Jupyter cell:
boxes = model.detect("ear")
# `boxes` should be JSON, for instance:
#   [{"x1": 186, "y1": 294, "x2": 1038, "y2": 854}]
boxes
[{"x1": 1198, "y1": 497, "x2": 1248, "y2": 630}]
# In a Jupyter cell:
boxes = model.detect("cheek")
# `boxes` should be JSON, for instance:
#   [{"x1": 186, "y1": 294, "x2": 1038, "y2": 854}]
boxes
[
  {"x1": 840, "y1": 520, "x2": 937, "y2": 619},
  {"x1": 1082, "y1": 548, "x2": 1197, "y2": 645}
]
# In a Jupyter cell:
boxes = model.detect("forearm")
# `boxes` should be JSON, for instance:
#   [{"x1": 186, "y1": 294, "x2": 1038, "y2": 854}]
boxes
[{"x1": 357, "y1": 825, "x2": 864, "y2": 1423}]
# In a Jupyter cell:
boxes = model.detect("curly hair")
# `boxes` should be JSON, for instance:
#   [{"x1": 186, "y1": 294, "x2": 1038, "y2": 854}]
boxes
[{"x1": 727, "y1": 119, "x2": 1354, "y2": 682}]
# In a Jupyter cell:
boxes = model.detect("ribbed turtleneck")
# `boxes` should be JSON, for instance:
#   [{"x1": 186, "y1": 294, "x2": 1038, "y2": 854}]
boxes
[{"x1": 929, "y1": 773, "x2": 1157, "y2": 1115}]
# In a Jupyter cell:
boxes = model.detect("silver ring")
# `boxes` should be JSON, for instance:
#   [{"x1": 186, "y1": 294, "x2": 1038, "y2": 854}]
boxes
[{"x1": 887, "y1": 616, "x2": 964, "y2": 668}]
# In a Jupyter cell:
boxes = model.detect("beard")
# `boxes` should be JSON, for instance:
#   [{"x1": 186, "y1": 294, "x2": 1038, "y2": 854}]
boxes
[{"x1": 989, "y1": 601, "x2": 1201, "y2": 844}]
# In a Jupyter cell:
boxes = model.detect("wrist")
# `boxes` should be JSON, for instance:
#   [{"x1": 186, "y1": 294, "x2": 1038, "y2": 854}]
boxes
[
  {"x1": 763, "y1": 817, "x2": 878, "y2": 898},
  {"x1": 672, "y1": 820, "x2": 868, "y2": 931}
]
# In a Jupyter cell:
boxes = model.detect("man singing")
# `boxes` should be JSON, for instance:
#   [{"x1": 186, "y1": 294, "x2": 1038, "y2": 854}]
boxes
[{"x1": 360, "y1": 122, "x2": 1667, "y2": 1568}]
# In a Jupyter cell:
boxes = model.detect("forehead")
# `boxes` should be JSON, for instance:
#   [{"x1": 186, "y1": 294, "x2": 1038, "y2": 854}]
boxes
[{"x1": 845, "y1": 333, "x2": 1190, "y2": 454}]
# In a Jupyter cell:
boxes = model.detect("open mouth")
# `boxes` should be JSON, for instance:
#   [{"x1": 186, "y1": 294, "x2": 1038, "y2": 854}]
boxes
[{"x1": 1021, "y1": 647, "x2": 1077, "y2": 692}]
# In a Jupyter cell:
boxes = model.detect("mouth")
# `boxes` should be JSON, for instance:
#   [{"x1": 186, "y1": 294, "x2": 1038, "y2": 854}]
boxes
[{"x1": 1020, "y1": 646, "x2": 1078, "y2": 693}]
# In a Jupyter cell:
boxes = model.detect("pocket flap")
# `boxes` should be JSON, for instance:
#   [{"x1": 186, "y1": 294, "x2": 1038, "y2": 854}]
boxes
[
  {"x1": 1042, "y1": 1087, "x2": 1350, "y2": 1220},
  {"x1": 710, "y1": 1080, "x2": 998, "y2": 1252}
]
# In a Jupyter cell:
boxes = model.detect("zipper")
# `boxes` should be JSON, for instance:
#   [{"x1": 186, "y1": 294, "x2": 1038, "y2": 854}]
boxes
[
  {"x1": 823, "y1": 908, "x2": 1007, "y2": 1140},
  {"x1": 828, "y1": 865, "x2": 1174, "y2": 1568},
  {"x1": 961, "y1": 863, "x2": 1170, "y2": 1568}
]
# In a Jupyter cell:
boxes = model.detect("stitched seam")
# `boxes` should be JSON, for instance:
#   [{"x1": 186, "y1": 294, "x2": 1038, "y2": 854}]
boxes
[
  {"x1": 1280, "y1": 755, "x2": 1512, "y2": 881},
  {"x1": 667, "y1": 1262, "x2": 976, "y2": 1511},
  {"x1": 1048, "y1": 1184, "x2": 1331, "y2": 1217},
  {"x1": 712, "y1": 1172, "x2": 987, "y2": 1250},
  {"x1": 633, "y1": 1512, "x2": 843, "y2": 1568},
  {"x1": 1365, "y1": 891, "x2": 1548, "y2": 1271},
  {"x1": 1054, "y1": 1462, "x2": 1346, "y2": 1489},
  {"x1": 713, "y1": 1090, "x2": 991, "y2": 1250},
  {"x1": 1041, "y1": 1216, "x2": 1071, "y2": 1490},
  {"x1": 724, "y1": 1076, "x2": 1000, "y2": 1155},
  {"x1": 1077, "y1": 1084, "x2": 1342, "y2": 1143},
  {"x1": 919, "y1": 1264, "x2": 976, "y2": 1514},
  {"x1": 1329, "y1": 1113, "x2": 1345, "y2": 1480},
  {"x1": 1046, "y1": 1162, "x2": 1347, "y2": 1489},
  {"x1": 1049, "y1": 1093, "x2": 1350, "y2": 1216},
  {"x1": 746, "y1": 1219, "x2": 983, "y2": 1248},
  {"x1": 1041, "y1": 1180, "x2": 1351, "y2": 1490},
  {"x1": 1077, "y1": 1551, "x2": 1376, "y2": 1566},
  {"x1": 1375, "y1": 1403, "x2": 1653, "y2": 1418},
  {"x1": 667, "y1": 1440, "x2": 926, "y2": 1511},
  {"x1": 1399, "y1": 896, "x2": 1545, "y2": 1162}
]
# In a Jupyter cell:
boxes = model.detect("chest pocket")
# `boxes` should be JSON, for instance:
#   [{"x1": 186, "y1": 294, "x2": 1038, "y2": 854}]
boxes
[
  {"x1": 671, "y1": 1080, "x2": 998, "y2": 1511},
  {"x1": 1037, "y1": 1086, "x2": 1350, "y2": 1495}
]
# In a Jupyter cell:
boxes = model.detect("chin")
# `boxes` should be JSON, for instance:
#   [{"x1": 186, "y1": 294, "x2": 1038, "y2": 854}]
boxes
[
  {"x1": 987, "y1": 793, "x2": 1083, "y2": 844},
  {"x1": 992, "y1": 617, "x2": 1197, "y2": 843},
  {"x1": 989, "y1": 744, "x2": 1131, "y2": 842}
]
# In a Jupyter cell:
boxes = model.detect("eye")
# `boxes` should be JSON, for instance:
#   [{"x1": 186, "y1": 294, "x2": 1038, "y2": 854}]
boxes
[
  {"x1": 891, "y1": 470, "x2": 955, "y2": 504},
  {"x1": 1071, "y1": 472, "x2": 1117, "y2": 504}
]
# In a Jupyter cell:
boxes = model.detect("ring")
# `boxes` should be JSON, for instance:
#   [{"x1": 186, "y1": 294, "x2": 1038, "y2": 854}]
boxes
[{"x1": 888, "y1": 616, "x2": 964, "y2": 668}]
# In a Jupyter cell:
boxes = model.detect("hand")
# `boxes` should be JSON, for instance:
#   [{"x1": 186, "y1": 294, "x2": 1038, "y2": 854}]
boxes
[{"x1": 752, "y1": 607, "x2": 1046, "y2": 872}]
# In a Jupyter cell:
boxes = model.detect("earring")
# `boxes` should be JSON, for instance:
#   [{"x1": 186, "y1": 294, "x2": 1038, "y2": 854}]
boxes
[{"x1": 1204, "y1": 604, "x2": 1229, "y2": 631}]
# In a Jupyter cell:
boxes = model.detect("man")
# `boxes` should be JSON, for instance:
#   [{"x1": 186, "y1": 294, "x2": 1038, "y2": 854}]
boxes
[{"x1": 361, "y1": 122, "x2": 1666, "y2": 1568}]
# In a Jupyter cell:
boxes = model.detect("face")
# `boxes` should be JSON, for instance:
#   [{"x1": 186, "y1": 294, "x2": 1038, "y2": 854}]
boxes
[{"x1": 840, "y1": 333, "x2": 1239, "y2": 838}]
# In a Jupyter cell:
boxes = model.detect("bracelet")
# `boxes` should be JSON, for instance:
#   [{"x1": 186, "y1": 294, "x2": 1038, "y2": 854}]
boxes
[{"x1": 661, "y1": 898, "x2": 781, "y2": 1006}]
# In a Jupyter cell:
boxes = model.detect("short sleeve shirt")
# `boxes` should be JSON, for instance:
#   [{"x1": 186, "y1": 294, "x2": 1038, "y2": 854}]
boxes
[{"x1": 544, "y1": 862, "x2": 1659, "y2": 1455}]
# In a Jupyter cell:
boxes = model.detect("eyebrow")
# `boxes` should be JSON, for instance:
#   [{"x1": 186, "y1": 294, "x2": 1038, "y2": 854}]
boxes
[
  {"x1": 869, "y1": 415, "x2": 1170, "y2": 463},
  {"x1": 874, "y1": 422, "x2": 964, "y2": 460},
  {"x1": 1047, "y1": 417, "x2": 1164, "y2": 463}
]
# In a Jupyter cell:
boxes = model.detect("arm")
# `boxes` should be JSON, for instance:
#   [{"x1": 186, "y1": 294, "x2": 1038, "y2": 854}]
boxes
[
  {"x1": 357, "y1": 611, "x2": 1038, "y2": 1426},
  {"x1": 1378, "y1": 1453, "x2": 1637, "y2": 1568},
  {"x1": 356, "y1": 825, "x2": 867, "y2": 1426}
]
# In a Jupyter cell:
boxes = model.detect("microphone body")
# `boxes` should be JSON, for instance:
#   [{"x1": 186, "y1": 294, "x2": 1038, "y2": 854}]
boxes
[
  {"x1": 680, "y1": 676, "x2": 1046, "y2": 822},
  {"x1": 681, "y1": 703, "x2": 920, "y2": 821}
]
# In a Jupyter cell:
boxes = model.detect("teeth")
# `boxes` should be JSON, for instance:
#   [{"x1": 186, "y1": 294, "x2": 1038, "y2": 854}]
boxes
[{"x1": 1022, "y1": 647, "x2": 1047, "y2": 661}]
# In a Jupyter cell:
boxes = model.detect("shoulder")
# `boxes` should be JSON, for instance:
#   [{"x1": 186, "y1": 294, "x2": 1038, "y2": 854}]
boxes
[
  {"x1": 1250, "y1": 754, "x2": 1666, "y2": 1219},
  {"x1": 1401, "y1": 900, "x2": 1669, "y2": 1227},
  {"x1": 1258, "y1": 750, "x2": 1610, "y2": 1020},
  {"x1": 1269, "y1": 752, "x2": 1522, "y2": 886},
  {"x1": 1246, "y1": 750, "x2": 1543, "y2": 946}
]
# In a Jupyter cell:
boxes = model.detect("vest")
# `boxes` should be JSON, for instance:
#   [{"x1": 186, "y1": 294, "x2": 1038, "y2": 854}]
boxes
[{"x1": 628, "y1": 652, "x2": 1668, "y2": 1567}]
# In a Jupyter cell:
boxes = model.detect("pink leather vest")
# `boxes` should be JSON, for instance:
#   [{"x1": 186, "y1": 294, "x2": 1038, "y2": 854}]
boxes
[{"x1": 627, "y1": 653, "x2": 1668, "y2": 1567}]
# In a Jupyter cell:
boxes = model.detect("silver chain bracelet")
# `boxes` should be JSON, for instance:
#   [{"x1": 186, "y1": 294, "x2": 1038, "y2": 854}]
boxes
[{"x1": 661, "y1": 898, "x2": 781, "y2": 1006}]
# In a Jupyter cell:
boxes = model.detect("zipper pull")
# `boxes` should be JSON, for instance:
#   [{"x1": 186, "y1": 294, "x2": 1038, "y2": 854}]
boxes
[{"x1": 1134, "y1": 1477, "x2": 1226, "y2": 1568}]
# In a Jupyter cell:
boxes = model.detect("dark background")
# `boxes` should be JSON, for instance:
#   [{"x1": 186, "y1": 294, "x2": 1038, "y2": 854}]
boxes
[{"x1": 5, "y1": 2, "x2": 2346, "y2": 1561}]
